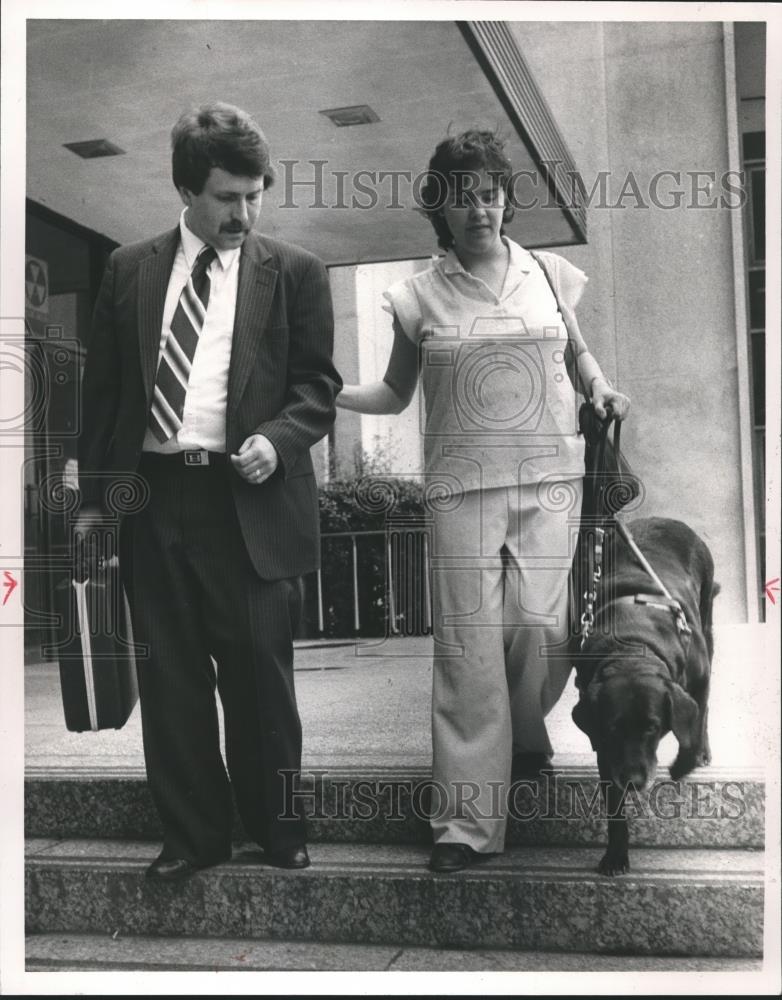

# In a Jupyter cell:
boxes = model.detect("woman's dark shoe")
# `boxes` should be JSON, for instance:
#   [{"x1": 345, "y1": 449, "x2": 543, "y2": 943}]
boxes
[
  {"x1": 511, "y1": 751, "x2": 554, "y2": 780},
  {"x1": 429, "y1": 843, "x2": 489, "y2": 873},
  {"x1": 264, "y1": 844, "x2": 311, "y2": 869},
  {"x1": 145, "y1": 857, "x2": 202, "y2": 881}
]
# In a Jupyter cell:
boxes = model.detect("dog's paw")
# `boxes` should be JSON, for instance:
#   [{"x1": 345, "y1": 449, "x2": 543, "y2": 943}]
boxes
[
  {"x1": 597, "y1": 850, "x2": 630, "y2": 877},
  {"x1": 669, "y1": 751, "x2": 697, "y2": 782},
  {"x1": 696, "y1": 747, "x2": 712, "y2": 768}
]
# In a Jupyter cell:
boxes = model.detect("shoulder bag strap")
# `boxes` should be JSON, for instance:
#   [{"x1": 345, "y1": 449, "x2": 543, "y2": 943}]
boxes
[{"x1": 530, "y1": 250, "x2": 589, "y2": 401}]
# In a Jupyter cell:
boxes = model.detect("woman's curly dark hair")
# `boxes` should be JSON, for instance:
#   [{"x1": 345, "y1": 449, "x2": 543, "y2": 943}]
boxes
[{"x1": 418, "y1": 129, "x2": 515, "y2": 250}]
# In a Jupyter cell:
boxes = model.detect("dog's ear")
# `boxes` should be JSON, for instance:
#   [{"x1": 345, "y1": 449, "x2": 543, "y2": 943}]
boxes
[
  {"x1": 572, "y1": 685, "x2": 600, "y2": 750},
  {"x1": 666, "y1": 682, "x2": 699, "y2": 749}
]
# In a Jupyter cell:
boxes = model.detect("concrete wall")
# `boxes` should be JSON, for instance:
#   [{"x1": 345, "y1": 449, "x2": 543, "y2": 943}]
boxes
[{"x1": 331, "y1": 21, "x2": 753, "y2": 622}]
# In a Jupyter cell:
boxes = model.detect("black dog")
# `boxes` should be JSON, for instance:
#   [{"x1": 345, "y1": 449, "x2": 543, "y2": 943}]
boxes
[{"x1": 572, "y1": 517, "x2": 718, "y2": 876}]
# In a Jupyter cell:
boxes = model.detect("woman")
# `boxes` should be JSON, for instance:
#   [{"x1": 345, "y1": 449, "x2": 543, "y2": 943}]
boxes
[{"x1": 337, "y1": 130, "x2": 629, "y2": 872}]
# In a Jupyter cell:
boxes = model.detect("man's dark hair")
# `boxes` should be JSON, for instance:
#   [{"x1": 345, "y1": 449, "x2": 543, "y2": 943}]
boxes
[
  {"x1": 171, "y1": 102, "x2": 275, "y2": 194},
  {"x1": 418, "y1": 129, "x2": 515, "y2": 249}
]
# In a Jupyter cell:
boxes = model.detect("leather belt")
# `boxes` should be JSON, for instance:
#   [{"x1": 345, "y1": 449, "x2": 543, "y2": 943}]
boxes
[{"x1": 141, "y1": 450, "x2": 227, "y2": 467}]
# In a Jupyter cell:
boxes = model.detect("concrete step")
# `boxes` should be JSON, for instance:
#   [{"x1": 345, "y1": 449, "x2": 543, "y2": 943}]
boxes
[
  {"x1": 24, "y1": 932, "x2": 764, "y2": 972},
  {"x1": 25, "y1": 839, "x2": 764, "y2": 957},
  {"x1": 24, "y1": 765, "x2": 765, "y2": 849}
]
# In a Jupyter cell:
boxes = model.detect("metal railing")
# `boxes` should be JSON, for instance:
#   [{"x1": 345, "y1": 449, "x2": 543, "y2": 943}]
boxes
[
  {"x1": 24, "y1": 478, "x2": 435, "y2": 641},
  {"x1": 313, "y1": 525, "x2": 432, "y2": 636}
]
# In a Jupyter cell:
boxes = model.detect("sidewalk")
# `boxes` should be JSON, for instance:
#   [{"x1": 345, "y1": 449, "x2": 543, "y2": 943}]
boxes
[{"x1": 25, "y1": 625, "x2": 773, "y2": 773}]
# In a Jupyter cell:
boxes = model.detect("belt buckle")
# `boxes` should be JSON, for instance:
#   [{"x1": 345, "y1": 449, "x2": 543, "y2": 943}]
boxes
[{"x1": 183, "y1": 449, "x2": 209, "y2": 466}]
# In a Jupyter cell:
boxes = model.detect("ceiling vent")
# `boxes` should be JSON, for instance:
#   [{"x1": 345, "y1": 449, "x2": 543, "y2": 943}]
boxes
[
  {"x1": 319, "y1": 105, "x2": 380, "y2": 127},
  {"x1": 63, "y1": 139, "x2": 125, "y2": 159}
]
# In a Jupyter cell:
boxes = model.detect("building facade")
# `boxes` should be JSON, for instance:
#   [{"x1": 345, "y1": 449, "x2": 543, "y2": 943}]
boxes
[
  {"x1": 328, "y1": 21, "x2": 767, "y2": 625},
  {"x1": 23, "y1": 19, "x2": 767, "y2": 643}
]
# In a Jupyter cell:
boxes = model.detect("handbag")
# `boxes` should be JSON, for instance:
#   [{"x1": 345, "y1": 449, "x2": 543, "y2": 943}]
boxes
[{"x1": 578, "y1": 403, "x2": 640, "y2": 520}]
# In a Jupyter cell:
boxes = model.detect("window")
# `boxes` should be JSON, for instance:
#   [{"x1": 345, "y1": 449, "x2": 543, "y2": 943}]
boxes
[{"x1": 742, "y1": 130, "x2": 765, "y2": 619}]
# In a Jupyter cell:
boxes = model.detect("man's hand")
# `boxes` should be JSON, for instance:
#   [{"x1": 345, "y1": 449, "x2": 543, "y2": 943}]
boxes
[
  {"x1": 230, "y1": 434, "x2": 279, "y2": 485},
  {"x1": 591, "y1": 378, "x2": 631, "y2": 422},
  {"x1": 73, "y1": 504, "x2": 108, "y2": 542},
  {"x1": 72, "y1": 504, "x2": 112, "y2": 577}
]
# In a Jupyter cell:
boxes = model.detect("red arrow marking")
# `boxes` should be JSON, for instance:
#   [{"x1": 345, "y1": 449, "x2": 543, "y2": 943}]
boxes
[
  {"x1": 2, "y1": 571, "x2": 18, "y2": 606},
  {"x1": 764, "y1": 578, "x2": 780, "y2": 605}
]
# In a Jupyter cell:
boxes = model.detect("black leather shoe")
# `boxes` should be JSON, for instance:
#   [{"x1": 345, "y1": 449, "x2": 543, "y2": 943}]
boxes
[
  {"x1": 264, "y1": 844, "x2": 310, "y2": 869},
  {"x1": 429, "y1": 843, "x2": 489, "y2": 873},
  {"x1": 145, "y1": 857, "x2": 201, "y2": 881}
]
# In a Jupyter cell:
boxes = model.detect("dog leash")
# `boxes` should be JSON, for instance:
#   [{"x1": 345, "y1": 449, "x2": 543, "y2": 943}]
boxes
[
  {"x1": 613, "y1": 519, "x2": 692, "y2": 636},
  {"x1": 580, "y1": 518, "x2": 693, "y2": 650}
]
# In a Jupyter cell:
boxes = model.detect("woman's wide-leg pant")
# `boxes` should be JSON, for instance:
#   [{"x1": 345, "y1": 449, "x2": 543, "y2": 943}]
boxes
[{"x1": 429, "y1": 479, "x2": 582, "y2": 853}]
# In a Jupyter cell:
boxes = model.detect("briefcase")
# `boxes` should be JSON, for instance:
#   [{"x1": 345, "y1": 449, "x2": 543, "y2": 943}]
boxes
[{"x1": 56, "y1": 555, "x2": 139, "y2": 732}]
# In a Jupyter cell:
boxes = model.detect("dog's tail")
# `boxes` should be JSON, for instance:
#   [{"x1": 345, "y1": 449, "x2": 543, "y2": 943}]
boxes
[{"x1": 701, "y1": 579, "x2": 720, "y2": 663}]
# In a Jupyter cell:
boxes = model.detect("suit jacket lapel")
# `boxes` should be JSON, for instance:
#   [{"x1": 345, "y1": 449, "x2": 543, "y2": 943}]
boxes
[
  {"x1": 138, "y1": 228, "x2": 179, "y2": 407},
  {"x1": 228, "y1": 233, "x2": 277, "y2": 414}
]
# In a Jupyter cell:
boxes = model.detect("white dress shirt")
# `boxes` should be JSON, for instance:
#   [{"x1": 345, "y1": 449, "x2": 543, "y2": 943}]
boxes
[{"x1": 143, "y1": 210, "x2": 240, "y2": 453}]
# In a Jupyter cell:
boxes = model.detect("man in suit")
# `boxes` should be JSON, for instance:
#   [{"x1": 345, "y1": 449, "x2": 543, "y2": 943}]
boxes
[{"x1": 75, "y1": 102, "x2": 341, "y2": 880}]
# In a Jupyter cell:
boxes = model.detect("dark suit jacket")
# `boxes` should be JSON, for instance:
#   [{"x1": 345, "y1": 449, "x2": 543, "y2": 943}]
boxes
[{"x1": 78, "y1": 227, "x2": 342, "y2": 580}]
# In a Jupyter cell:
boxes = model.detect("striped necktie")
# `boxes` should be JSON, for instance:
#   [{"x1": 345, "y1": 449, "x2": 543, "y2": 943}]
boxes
[{"x1": 149, "y1": 245, "x2": 218, "y2": 443}]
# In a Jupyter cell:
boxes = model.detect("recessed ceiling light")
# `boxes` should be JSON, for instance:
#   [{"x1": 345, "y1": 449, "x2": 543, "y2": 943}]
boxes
[
  {"x1": 319, "y1": 105, "x2": 380, "y2": 127},
  {"x1": 63, "y1": 139, "x2": 126, "y2": 159}
]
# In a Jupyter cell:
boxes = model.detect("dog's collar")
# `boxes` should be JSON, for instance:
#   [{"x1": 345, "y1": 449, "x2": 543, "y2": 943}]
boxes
[
  {"x1": 599, "y1": 593, "x2": 693, "y2": 637},
  {"x1": 575, "y1": 592, "x2": 693, "y2": 690}
]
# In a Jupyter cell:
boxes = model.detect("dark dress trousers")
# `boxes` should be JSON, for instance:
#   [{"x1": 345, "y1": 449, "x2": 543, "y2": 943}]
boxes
[{"x1": 78, "y1": 228, "x2": 342, "y2": 863}]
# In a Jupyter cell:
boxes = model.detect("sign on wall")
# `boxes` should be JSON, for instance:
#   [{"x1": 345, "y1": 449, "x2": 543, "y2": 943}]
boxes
[{"x1": 25, "y1": 255, "x2": 49, "y2": 317}]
